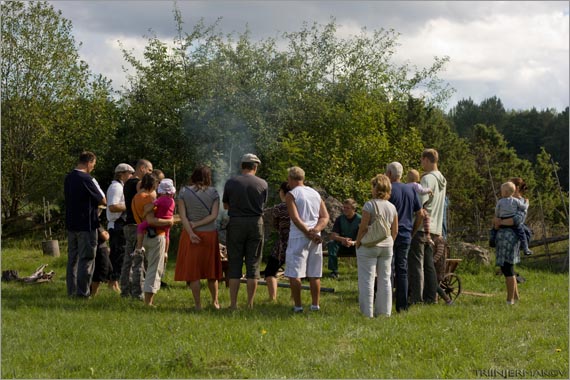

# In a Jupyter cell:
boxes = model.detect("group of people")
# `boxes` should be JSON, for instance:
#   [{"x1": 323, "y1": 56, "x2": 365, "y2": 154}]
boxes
[{"x1": 64, "y1": 148, "x2": 528, "y2": 314}]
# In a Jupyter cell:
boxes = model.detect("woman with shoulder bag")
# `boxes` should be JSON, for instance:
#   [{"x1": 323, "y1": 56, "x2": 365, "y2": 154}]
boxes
[
  {"x1": 355, "y1": 174, "x2": 398, "y2": 318},
  {"x1": 174, "y1": 165, "x2": 223, "y2": 310}
]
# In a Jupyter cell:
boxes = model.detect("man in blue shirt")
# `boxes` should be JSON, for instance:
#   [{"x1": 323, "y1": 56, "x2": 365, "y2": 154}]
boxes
[
  {"x1": 386, "y1": 162, "x2": 422, "y2": 312},
  {"x1": 64, "y1": 151, "x2": 106, "y2": 297}
]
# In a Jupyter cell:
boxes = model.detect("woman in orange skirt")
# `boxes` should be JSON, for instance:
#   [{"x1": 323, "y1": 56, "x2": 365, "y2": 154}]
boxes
[{"x1": 175, "y1": 165, "x2": 222, "y2": 310}]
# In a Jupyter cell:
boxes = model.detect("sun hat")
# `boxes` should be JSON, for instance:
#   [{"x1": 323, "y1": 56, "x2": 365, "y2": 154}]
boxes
[{"x1": 157, "y1": 178, "x2": 176, "y2": 195}]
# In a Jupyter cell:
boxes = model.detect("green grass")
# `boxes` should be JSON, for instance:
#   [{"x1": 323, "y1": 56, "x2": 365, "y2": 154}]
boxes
[{"x1": 1, "y1": 243, "x2": 568, "y2": 378}]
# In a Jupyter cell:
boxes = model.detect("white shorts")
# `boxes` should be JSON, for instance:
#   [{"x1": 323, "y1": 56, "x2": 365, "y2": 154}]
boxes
[{"x1": 284, "y1": 236, "x2": 323, "y2": 279}]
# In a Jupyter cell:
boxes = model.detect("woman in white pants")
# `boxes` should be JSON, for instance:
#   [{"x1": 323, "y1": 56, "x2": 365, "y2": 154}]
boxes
[{"x1": 355, "y1": 174, "x2": 398, "y2": 318}]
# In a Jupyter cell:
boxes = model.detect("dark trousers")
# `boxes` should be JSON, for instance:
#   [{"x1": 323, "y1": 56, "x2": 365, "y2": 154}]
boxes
[
  {"x1": 66, "y1": 230, "x2": 97, "y2": 297},
  {"x1": 391, "y1": 241, "x2": 410, "y2": 312},
  {"x1": 108, "y1": 223, "x2": 125, "y2": 281},
  {"x1": 408, "y1": 231, "x2": 438, "y2": 304},
  {"x1": 226, "y1": 217, "x2": 264, "y2": 279}
]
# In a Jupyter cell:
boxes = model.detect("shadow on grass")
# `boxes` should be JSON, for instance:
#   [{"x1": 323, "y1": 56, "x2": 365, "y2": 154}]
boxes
[{"x1": 1, "y1": 281, "x2": 328, "y2": 320}]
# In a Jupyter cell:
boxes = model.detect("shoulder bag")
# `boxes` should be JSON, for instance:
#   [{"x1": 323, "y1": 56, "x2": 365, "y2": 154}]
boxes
[{"x1": 361, "y1": 200, "x2": 391, "y2": 247}]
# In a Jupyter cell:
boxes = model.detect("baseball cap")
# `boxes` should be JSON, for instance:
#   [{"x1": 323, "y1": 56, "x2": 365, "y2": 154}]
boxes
[
  {"x1": 114, "y1": 163, "x2": 135, "y2": 173},
  {"x1": 241, "y1": 153, "x2": 261, "y2": 164},
  {"x1": 157, "y1": 178, "x2": 176, "y2": 195}
]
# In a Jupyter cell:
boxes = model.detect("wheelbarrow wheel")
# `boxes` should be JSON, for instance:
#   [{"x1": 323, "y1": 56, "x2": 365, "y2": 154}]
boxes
[{"x1": 439, "y1": 273, "x2": 462, "y2": 301}]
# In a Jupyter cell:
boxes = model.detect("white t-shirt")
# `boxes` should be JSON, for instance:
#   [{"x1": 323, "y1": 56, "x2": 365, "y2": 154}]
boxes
[
  {"x1": 106, "y1": 180, "x2": 124, "y2": 229},
  {"x1": 288, "y1": 185, "x2": 322, "y2": 239}
]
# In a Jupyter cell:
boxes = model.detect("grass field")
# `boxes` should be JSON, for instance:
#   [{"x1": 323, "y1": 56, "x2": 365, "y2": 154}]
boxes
[{"x1": 1, "y1": 240, "x2": 568, "y2": 378}]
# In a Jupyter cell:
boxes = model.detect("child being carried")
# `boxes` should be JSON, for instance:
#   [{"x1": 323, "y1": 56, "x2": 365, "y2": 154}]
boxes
[
  {"x1": 132, "y1": 178, "x2": 176, "y2": 257},
  {"x1": 407, "y1": 169, "x2": 435, "y2": 247},
  {"x1": 493, "y1": 181, "x2": 532, "y2": 256}
]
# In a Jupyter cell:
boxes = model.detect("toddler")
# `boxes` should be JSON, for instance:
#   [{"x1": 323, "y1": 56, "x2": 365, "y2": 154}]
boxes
[
  {"x1": 493, "y1": 181, "x2": 532, "y2": 255},
  {"x1": 132, "y1": 178, "x2": 176, "y2": 257},
  {"x1": 407, "y1": 169, "x2": 435, "y2": 246}
]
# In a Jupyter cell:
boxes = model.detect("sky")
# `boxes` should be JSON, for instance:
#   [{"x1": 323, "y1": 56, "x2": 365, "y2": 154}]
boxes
[{"x1": 49, "y1": 1, "x2": 569, "y2": 112}]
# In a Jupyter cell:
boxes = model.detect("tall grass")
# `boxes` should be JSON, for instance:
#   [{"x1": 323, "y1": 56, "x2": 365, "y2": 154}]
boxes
[{"x1": 1, "y1": 244, "x2": 568, "y2": 378}]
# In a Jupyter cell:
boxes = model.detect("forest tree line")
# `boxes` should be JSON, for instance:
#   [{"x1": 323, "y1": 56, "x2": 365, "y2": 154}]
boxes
[{"x1": 2, "y1": 1, "x2": 568, "y2": 239}]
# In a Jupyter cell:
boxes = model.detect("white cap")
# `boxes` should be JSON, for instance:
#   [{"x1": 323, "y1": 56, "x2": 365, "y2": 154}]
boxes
[
  {"x1": 114, "y1": 163, "x2": 135, "y2": 173},
  {"x1": 241, "y1": 153, "x2": 261, "y2": 164}
]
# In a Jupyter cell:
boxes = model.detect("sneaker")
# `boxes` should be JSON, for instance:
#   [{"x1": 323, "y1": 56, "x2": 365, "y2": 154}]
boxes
[
  {"x1": 524, "y1": 249, "x2": 533, "y2": 256},
  {"x1": 293, "y1": 306, "x2": 304, "y2": 313},
  {"x1": 445, "y1": 300, "x2": 454, "y2": 306},
  {"x1": 329, "y1": 272, "x2": 339, "y2": 279},
  {"x1": 310, "y1": 305, "x2": 320, "y2": 311}
]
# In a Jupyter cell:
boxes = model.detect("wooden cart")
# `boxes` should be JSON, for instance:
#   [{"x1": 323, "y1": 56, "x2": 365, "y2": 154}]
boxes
[{"x1": 434, "y1": 238, "x2": 462, "y2": 302}]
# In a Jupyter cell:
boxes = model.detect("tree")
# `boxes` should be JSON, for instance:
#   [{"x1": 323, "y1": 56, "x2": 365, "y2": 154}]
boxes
[
  {"x1": 542, "y1": 107, "x2": 569, "y2": 190},
  {"x1": 470, "y1": 123, "x2": 534, "y2": 231},
  {"x1": 447, "y1": 97, "x2": 480, "y2": 138},
  {"x1": 116, "y1": 14, "x2": 453, "y2": 203},
  {"x1": 534, "y1": 148, "x2": 568, "y2": 228},
  {"x1": 1, "y1": 1, "x2": 117, "y2": 219}
]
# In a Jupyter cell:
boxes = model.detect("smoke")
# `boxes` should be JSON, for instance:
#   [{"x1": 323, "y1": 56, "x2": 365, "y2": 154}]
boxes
[{"x1": 181, "y1": 99, "x2": 257, "y2": 223}]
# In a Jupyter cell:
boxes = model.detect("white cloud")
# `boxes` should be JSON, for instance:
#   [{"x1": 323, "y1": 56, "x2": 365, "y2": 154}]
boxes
[
  {"x1": 49, "y1": 0, "x2": 568, "y2": 111},
  {"x1": 395, "y1": 7, "x2": 569, "y2": 110}
]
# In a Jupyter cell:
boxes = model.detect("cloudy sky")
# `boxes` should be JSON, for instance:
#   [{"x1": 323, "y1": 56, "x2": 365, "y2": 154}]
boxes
[{"x1": 49, "y1": 1, "x2": 569, "y2": 112}]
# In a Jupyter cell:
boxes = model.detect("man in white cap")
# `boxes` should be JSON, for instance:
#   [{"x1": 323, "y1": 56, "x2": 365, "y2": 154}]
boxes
[
  {"x1": 105, "y1": 163, "x2": 134, "y2": 292},
  {"x1": 222, "y1": 153, "x2": 268, "y2": 309}
]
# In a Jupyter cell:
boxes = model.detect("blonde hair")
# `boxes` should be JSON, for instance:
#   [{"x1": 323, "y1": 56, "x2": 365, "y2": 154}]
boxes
[
  {"x1": 422, "y1": 149, "x2": 439, "y2": 164},
  {"x1": 371, "y1": 174, "x2": 392, "y2": 200},
  {"x1": 288, "y1": 166, "x2": 305, "y2": 181},
  {"x1": 343, "y1": 198, "x2": 357, "y2": 210},
  {"x1": 501, "y1": 182, "x2": 516, "y2": 197},
  {"x1": 406, "y1": 169, "x2": 420, "y2": 183}
]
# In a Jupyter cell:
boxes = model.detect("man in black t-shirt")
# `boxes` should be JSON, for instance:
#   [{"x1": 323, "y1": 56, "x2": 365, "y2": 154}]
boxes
[
  {"x1": 119, "y1": 159, "x2": 153, "y2": 300},
  {"x1": 64, "y1": 151, "x2": 106, "y2": 297}
]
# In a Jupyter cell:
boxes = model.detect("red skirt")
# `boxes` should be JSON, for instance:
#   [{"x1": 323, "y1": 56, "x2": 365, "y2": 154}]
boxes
[{"x1": 174, "y1": 230, "x2": 223, "y2": 282}]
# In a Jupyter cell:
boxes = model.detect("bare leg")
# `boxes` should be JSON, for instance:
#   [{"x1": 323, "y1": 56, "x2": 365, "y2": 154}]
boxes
[
  {"x1": 289, "y1": 277, "x2": 302, "y2": 307},
  {"x1": 266, "y1": 276, "x2": 278, "y2": 301},
  {"x1": 505, "y1": 276, "x2": 516, "y2": 304},
  {"x1": 309, "y1": 278, "x2": 320, "y2": 307},
  {"x1": 229, "y1": 279, "x2": 240, "y2": 309},
  {"x1": 144, "y1": 292, "x2": 155, "y2": 306},
  {"x1": 189, "y1": 280, "x2": 202, "y2": 310},
  {"x1": 135, "y1": 233, "x2": 144, "y2": 252},
  {"x1": 108, "y1": 280, "x2": 120, "y2": 292},
  {"x1": 207, "y1": 279, "x2": 220, "y2": 309},
  {"x1": 91, "y1": 282, "x2": 100, "y2": 297},
  {"x1": 246, "y1": 278, "x2": 258, "y2": 309}
]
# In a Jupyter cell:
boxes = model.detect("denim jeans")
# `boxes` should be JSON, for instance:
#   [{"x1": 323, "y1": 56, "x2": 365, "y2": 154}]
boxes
[
  {"x1": 391, "y1": 241, "x2": 410, "y2": 312},
  {"x1": 66, "y1": 230, "x2": 97, "y2": 297}
]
